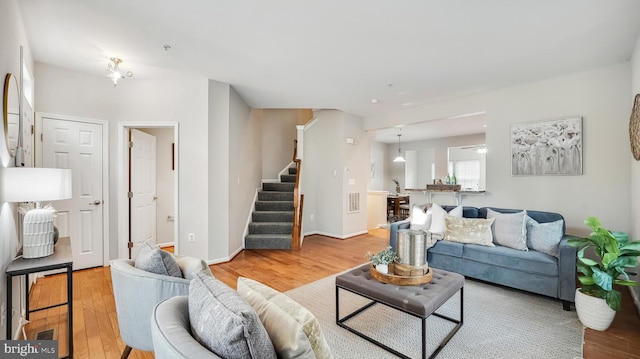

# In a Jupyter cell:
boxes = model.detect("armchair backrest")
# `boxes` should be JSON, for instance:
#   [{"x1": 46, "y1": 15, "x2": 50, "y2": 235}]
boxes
[{"x1": 110, "y1": 259, "x2": 191, "y2": 352}]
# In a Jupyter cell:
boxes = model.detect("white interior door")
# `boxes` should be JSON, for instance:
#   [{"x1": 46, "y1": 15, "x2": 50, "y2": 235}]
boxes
[
  {"x1": 130, "y1": 129, "x2": 157, "y2": 258},
  {"x1": 42, "y1": 117, "x2": 104, "y2": 270}
]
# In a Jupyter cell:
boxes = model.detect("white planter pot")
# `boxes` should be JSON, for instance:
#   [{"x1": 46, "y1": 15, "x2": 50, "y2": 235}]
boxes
[
  {"x1": 574, "y1": 288, "x2": 616, "y2": 331},
  {"x1": 376, "y1": 264, "x2": 389, "y2": 274}
]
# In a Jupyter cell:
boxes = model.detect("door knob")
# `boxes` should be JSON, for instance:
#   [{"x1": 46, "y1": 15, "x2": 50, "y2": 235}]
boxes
[{"x1": 90, "y1": 200, "x2": 102, "y2": 205}]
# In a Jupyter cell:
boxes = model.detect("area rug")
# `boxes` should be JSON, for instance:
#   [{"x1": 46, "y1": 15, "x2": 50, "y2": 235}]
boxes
[{"x1": 286, "y1": 268, "x2": 583, "y2": 359}]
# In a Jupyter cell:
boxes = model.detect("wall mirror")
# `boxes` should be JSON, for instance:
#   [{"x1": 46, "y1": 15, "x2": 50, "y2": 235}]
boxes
[
  {"x1": 447, "y1": 144, "x2": 486, "y2": 191},
  {"x1": 3, "y1": 73, "x2": 20, "y2": 157}
]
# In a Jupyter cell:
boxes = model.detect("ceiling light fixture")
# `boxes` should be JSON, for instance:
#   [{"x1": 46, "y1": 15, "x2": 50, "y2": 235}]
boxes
[
  {"x1": 371, "y1": 99, "x2": 380, "y2": 104},
  {"x1": 393, "y1": 133, "x2": 406, "y2": 162},
  {"x1": 105, "y1": 57, "x2": 133, "y2": 86}
]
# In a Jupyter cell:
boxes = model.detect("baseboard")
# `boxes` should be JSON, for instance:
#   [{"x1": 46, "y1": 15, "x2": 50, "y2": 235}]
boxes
[
  {"x1": 206, "y1": 246, "x2": 243, "y2": 265},
  {"x1": 157, "y1": 241, "x2": 174, "y2": 248},
  {"x1": 304, "y1": 230, "x2": 368, "y2": 239}
]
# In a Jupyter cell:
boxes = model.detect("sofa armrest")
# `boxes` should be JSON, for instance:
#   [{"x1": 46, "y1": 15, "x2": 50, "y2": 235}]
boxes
[
  {"x1": 389, "y1": 219, "x2": 411, "y2": 252},
  {"x1": 557, "y1": 236, "x2": 577, "y2": 303}
]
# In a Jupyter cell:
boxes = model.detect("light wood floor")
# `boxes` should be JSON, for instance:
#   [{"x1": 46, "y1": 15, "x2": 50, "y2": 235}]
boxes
[{"x1": 23, "y1": 229, "x2": 639, "y2": 359}]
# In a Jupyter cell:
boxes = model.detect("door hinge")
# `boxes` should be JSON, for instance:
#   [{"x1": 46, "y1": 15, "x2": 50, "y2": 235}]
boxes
[
  {"x1": 31, "y1": 125, "x2": 34, "y2": 135},
  {"x1": 128, "y1": 141, "x2": 133, "y2": 148},
  {"x1": 127, "y1": 191, "x2": 133, "y2": 198},
  {"x1": 40, "y1": 133, "x2": 43, "y2": 142},
  {"x1": 127, "y1": 242, "x2": 133, "y2": 249}
]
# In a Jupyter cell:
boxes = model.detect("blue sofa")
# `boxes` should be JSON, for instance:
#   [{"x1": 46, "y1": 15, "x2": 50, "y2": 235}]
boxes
[{"x1": 389, "y1": 206, "x2": 577, "y2": 310}]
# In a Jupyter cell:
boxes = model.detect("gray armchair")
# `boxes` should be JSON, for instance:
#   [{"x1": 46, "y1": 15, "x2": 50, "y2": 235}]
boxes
[
  {"x1": 151, "y1": 296, "x2": 220, "y2": 359},
  {"x1": 110, "y1": 257, "x2": 209, "y2": 358}
]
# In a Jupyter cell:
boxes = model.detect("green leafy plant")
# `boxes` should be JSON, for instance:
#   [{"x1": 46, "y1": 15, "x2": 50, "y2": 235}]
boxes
[
  {"x1": 567, "y1": 216, "x2": 640, "y2": 311},
  {"x1": 366, "y1": 246, "x2": 399, "y2": 266},
  {"x1": 392, "y1": 178, "x2": 400, "y2": 186}
]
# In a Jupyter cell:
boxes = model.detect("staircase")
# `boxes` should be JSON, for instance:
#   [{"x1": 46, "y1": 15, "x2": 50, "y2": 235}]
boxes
[{"x1": 245, "y1": 167, "x2": 297, "y2": 249}]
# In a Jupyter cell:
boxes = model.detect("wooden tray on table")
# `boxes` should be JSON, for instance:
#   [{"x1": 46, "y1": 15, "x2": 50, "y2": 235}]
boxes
[{"x1": 370, "y1": 264, "x2": 432, "y2": 286}]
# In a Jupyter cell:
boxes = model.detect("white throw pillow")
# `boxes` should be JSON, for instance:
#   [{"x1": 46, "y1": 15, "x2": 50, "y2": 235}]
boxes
[
  {"x1": 486, "y1": 209, "x2": 528, "y2": 251},
  {"x1": 237, "y1": 277, "x2": 333, "y2": 359},
  {"x1": 410, "y1": 205, "x2": 432, "y2": 231},
  {"x1": 429, "y1": 204, "x2": 463, "y2": 234}
]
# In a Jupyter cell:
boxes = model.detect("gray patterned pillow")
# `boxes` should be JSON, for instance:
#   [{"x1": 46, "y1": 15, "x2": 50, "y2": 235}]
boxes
[
  {"x1": 486, "y1": 209, "x2": 528, "y2": 251},
  {"x1": 189, "y1": 274, "x2": 276, "y2": 359},
  {"x1": 134, "y1": 241, "x2": 182, "y2": 278},
  {"x1": 526, "y1": 217, "x2": 564, "y2": 258}
]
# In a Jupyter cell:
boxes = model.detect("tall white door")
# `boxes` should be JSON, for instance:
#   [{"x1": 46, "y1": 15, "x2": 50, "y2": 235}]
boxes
[
  {"x1": 130, "y1": 129, "x2": 157, "y2": 258},
  {"x1": 42, "y1": 118, "x2": 104, "y2": 270}
]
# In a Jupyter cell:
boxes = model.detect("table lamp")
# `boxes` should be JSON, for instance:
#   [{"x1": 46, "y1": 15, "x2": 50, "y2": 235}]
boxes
[{"x1": 0, "y1": 167, "x2": 72, "y2": 258}]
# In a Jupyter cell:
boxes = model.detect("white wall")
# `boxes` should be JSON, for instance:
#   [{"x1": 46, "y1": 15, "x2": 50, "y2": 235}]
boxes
[
  {"x1": 208, "y1": 80, "x2": 231, "y2": 260},
  {"x1": 261, "y1": 109, "x2": 311, "y2": 179},
  {"x1": 228, "y1": 88, "x2": 261, "y2": 256},
  {"x1": 302, "y1": 109, "x2": 368, "y2": 238},
  {"x1": 34, "y1": 63, "x2": 210, "y2": 260},
  {"x1": 366, "y1": 63, "x2": 631, "y2": 237},
  {"x1": 139, "y1": 128, "x2": 174, "y2": 245},
  {"x1": 0, "y1": 0, "x2": 35, "y2": 339},
  {"x1": 629, "y1": 33, "x2": 640, "y2": 309}
]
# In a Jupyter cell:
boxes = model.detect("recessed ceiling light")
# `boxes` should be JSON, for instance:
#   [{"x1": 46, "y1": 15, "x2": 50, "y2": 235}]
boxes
[
  {"x1": 402, "y1": 102, "x2": 413, "y2": 106},
  {"x1": 371, "y1": 99, "x2": 380, "y2": 104},
  {"x1": 398, "y1": 91, "x2": 409, "y2": 96}
]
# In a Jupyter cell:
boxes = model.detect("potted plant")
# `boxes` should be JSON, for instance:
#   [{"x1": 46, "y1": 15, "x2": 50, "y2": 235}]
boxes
[
  {"x1": 392, "y1": 178, "x2": 401, "y2": 195},
  {"x1": 567, "y1": 216, "x2": 640, "y2": 330},
  {"x1": 366, "y1": 246, "x2": 399, "y2": 274}
]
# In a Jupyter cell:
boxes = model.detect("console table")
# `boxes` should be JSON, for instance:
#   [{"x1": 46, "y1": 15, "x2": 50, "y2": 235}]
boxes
[{"x1": 5, "y1": 237, "x2": 73, "y2": 359}]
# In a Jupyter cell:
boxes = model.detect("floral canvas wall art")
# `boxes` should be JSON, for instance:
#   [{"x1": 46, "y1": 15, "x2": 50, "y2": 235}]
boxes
[{"x1": 511, "y1": 116, "x2": 582, "y2": 176}]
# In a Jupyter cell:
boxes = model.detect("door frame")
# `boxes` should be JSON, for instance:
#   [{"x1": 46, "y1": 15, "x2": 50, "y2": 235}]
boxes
[
  {"x1": 117, "y1": 122, "x2": 179, "y2": 259},
  {"x1": 35, "y1": 112, "x2": 110, "y2": 267}
]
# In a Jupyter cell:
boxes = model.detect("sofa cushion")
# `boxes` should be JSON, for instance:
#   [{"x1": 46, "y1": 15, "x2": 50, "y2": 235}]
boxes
[
  {"x1": 429, "y1": 204, "x2": 463, "y2": 234},
  {"x1": 526, "y1": 217, "x2": 564, "y2": 258},
  {"x1": 486, "y1": 209, "x2": 528, "y2": 251},
  {"x1": 443, "y1": 205, "x2": 479, "y2": 219},
  {"x1": 237, "y1": 277, "x2": 333, "y2": 359},
  {"x1": 189, "y1": 274, "x2": 276, "y2": 359},
  {"x1": 410, "y1": 205, "x2": 432, "y2": 231},
  {"x1": 429, "y1": 239, "x2": 464, "y2": 258},
  {"x1": 135, "y1": 241, "x2": 183, "y2": 278},
  {"x1": 463, "y1": 244, "x2": 558, "y2": 276},
  {"x1": 444, "y1": 215, "x2": 495, "y2": 247}
]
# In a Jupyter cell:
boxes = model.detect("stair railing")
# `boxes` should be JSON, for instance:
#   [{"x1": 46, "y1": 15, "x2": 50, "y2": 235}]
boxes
[{"x1": 292, "y1": 139, "x2": 303, "y2": 250}]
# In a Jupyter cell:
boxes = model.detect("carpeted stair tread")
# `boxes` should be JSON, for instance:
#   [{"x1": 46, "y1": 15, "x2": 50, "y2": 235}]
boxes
[
  {"x1": 252, "y1": 211, "x2": 294, "y2": 222},
  {"x1": 258, "y1": 191, "x2": 294, "y2": 201},
  {"x1": 245, "y1": 234, "x2": 292, "y2": 249},
  {"x1": 288, "y1": 167, "x2": 297, "y2": 175},
  {"x1": 248, "y1": 222, "x2": 293, "y2": 234},
  {"x1": 263, "y1": 182, "x2": 295, "y2": 192},
  {"x1": 280, "y1": 174, "x2": 296, "y2": 183},
  {"x1": 256, "y1": 201, "x2": 294, "y2": 211}
]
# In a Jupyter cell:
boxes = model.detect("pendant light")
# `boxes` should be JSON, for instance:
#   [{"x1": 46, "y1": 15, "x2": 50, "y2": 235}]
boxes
[{"x1": 393, "y1": 133, "x2": 405, "y2": 162}]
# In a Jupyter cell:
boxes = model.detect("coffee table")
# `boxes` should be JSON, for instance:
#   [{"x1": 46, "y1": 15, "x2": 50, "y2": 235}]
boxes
[{"x1": 335, "y1": 264, "x2": 464, "y2": 359}]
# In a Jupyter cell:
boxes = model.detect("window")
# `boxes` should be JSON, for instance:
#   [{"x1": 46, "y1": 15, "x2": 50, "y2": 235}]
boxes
[{"x1": 452, "y1": 160, "x2": 480, "y2": 190}]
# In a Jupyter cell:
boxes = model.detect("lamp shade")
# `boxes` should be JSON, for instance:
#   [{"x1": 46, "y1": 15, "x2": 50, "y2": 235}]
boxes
[{"x1": 0, "y1": 167, "x2": 72, "y2": 203}]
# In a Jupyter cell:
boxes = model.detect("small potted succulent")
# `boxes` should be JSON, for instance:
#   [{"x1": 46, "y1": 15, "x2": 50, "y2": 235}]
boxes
[
  {"x1": 568, "y1": 216, "x2": 640, "y2": 330},
  {"x1": 366, "y1": 246, "x2": 399, "y2": 274}
]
